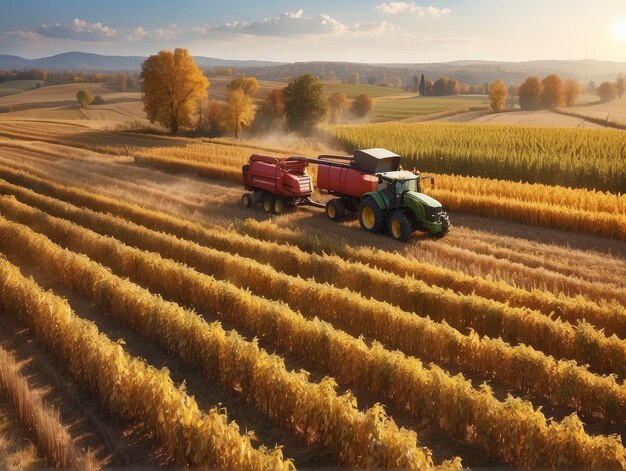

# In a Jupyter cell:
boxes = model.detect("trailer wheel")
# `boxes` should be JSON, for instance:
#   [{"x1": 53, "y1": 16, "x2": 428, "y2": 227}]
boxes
[
  {"x1": 358, "y1": 197, "x2": 383, "y2": 234},
  {"x1": 241, "y1": 193, "x2": 255, "y2": 208},
  {"x1": 273, "y1": 199, "x2": 286, "y2": 215},
  {"x1": 326, "y1": 199, "x2": 345, "y2": 221},
  {"x1": 388, "y1": 211, "x2": 413, "y2": 242},
  {"x1": 263, "y1": 197, "x2": 275, "y2": 214}
]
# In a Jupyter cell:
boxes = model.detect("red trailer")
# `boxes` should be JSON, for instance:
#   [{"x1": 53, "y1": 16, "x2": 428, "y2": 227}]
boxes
[{"x1": 241, "y1": 154, "x2": 321, "y2": 214}]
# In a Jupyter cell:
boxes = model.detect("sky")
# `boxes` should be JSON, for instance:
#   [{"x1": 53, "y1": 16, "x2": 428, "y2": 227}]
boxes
[{"x1": 0, "y1": 0, "x2": 625, "y2": 62}]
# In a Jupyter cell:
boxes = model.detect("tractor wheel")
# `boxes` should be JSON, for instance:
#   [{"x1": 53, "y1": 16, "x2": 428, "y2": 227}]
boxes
[
  {"x1": 241, "y1": 193, "x2": 255, "y2": 208},
  {"x1": 438, "y1": 214, "x2": 451, "y2": 237},
  {"x1": 273, "y1": 199, "x2": 286, "y2": 215},
  {"x1": 358, "y1": 197, "x2": 383, "y2": 234},
  {"x1": 263, "y1": 197, "x2": 275, "y2": 214},
  {"x1": 326, "y1": 199, "x2": 345, "y2": 221},
  {"x1": 388, "y1": 211, "x2": 413, "y2": 242}
]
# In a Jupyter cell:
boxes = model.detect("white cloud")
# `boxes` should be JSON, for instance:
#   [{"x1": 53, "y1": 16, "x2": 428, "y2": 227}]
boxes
[
  {"x1": 37, "y1": 18, "x2": 117, "y2": 41},
  {"x1": 210, "y1": 9, "x2": 346, "y2": 37},
  {"x1": 352, "y1": 21, "x2": 397, "y2": 35},
  {"x1": 375, "y1": 3, "x2": 451, "y2": 18}
]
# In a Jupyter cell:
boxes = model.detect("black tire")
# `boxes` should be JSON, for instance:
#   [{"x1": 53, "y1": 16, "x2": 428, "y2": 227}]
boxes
[
  {"x1": 262, "y1": 197, "x2": 275, "y2": 214},
  {"x1": 438, "y1": 213, "x2": 451, "y2": 237},
  {"x1": 387, "y1": 211, "x2": 413, "y2": 242},
  {"x1": 326, "y1": 199, "x2": 346, "y2": 221},
  {"x1": 241, "y1": 193, "x2": 255, "y2": 208},
  {"x1": 273, "y1": 199, "x2": 286, "y2": 215},
  {"x1": 358, "y1": 197, "x2": 384, "y2": 234}
]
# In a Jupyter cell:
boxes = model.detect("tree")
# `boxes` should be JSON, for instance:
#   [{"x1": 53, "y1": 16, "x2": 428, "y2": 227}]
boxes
[
  {"x1": 196, "y1": 98, "x2": 226, "y2": 136},
  {"x1": 350, "y1": 73, "x2": 360, "y2": 85},
  {"x1": 141, "y1": 48, "x2": 209, "y2": 133},
  {"x1": 446, "y1": 78, "x2": 461, "y2": 95},
  {"x1": 391, "y1": 76, "x2": 403, "y2": 89},
  {"x1": 424, "y1": 80, "x2": 433, "y2": 96},
  {"x1": 541, "y1": 74, "x2": 563, "y2": 108},
  {"x1": 483, "y1": 82, "x2": 489, "y2": 95},
  {"x1": 328, "y1": 92, "x2": 348, "y2": 124},
  {"x1": 265, "y1": 88, "x2": 285, "y2": 119},
  {"x1": 562, "y1": 79, "x2": 581, "y2": 107},
  {"x1": 433, "y1": 77, "x2": 449, "y2": 96},
  {"x1": 489, "y1": 80, "x2": 507, "y2": 112},
  {"x1": 412, "y1": 75, "x2": 419, "y2": 93},
  {"x1": 227, "y1": 74, "x2": 260, "y2": 96},
  {"x1": 597, "y1": 81, "x2": 618, "y2": 101},
  {"x1": 367, "y1": 75, "x2": 377, "y2": 86},
  {"x1": 221, "y1": 88, "x2": 255, "y2": 138},
  {"x1": 76, "y1": 89, "x2": 93, "y2": 109},
  {"x1": 419, "y1": 74, "x2": 426, "y2": 96},
  {"x1": 585, "y1": 81, "x2": 597, "y2": 94},
  {"x1": 617, "y1": 74, "x2": 625, "y2": 99},
  {"x1": 518, "y1": 76, "x2": 543, "y2": 111},
  {"x1": 283, "y1": 74, "x2": 327, "y2": 134},
  {"x1": 350, "y1": 93, "x2": 373, "y2": 119}
]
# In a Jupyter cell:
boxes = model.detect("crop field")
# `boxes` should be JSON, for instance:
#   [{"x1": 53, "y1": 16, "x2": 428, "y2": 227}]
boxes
[
  {"x1": 0, "y1": 115, "x2": 625, "y2": 469},
  {"x1": 0, "y1": 80, "x2": 45, "y2": 97}
]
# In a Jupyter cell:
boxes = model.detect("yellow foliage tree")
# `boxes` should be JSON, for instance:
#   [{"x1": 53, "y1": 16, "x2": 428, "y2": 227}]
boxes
[
  {"x1": 563, "y1": 79, "x2": 581, "y2": 107},
  {"x1": 227, "y1": 74, "x2": 260, "y2": 96},
  {"x1": 141, "y1": 48, "x2": 209, "y2": 133},
  {"x1": 221, "y1": 89, "x2": 255, "y2": 138},
  {"x1": 328, "y1": 92, "x2": 348, "y2": 124},
  {"x1": 488, "y1": 80, "x2": 508, "y2": 112}
]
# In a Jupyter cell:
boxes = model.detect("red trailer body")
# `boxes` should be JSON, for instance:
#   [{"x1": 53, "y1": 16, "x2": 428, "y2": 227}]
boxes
[
  {"x1": 243, "y1": 154, "x2": 312, "y2": 197},
  {"x1": 316, "y1": 165, "x2": 378, "y2": 198}
]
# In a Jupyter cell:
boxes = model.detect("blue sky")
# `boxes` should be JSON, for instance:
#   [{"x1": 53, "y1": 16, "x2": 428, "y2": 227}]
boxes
[{"x1": 1, "y1": 0, "x2": 625, "y2": 62}]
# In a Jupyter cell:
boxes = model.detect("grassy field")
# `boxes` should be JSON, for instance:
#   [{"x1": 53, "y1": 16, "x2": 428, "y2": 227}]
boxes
[
  {"x1": 371, "y1": 95, "x2": 489, "y2": 121},
  {"x1": 0, "y1": 80, "x2": 45, "y2": 97},
  {"x1": 323, "y1": 82, "x2": 414, "y2": 99}
]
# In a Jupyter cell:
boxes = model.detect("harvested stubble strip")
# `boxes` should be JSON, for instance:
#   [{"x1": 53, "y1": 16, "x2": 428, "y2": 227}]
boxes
[
  {"x1": 2, "y1": 189, "x2": 626, "y2": 424},
  {"x1": 0, "y1": 346, "x2": 97, "y2": 469},
  {"x1": 0, "y1": 255, "x2": 291, "y2": 470},
  {"x1": 0, "y1": 204, "x2": 623, "y2": 468},
  {"x1": 0, "y1": 165, "x2": 623, "y2": 335},
  {"x1": 0, "y1": 222, "x2": 440, "y2": 469}
]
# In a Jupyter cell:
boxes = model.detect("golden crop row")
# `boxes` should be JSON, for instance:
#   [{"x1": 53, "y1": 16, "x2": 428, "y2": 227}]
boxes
[
  {"x1": 0, "y1": 346, "x2": 96, "y2": 469},
  {"x1": 0, "y1": 256, "x2": 291, "y2": 470},
  {"x1": 432, "y1": 173, "x2": 626, "y2": 215},
  {"x1": 0, "y1": 164, "x2": 622, "y2": 335},
  {"x1": 0, "y1": 216, "x2": 440, "y2": 470},
  {"x1": 430, "y1": 188, "x2": 626, "y2": 241},
  {"x1": 4, "y1": 185, "x2": 624, "y2": 384},
  {"x1": 4, "y1": 189, "x2": 625, "y2": 424},
  {"x1": 0, "y1": 199, "x2": 623, "y2": 468},
  {"x1": 329, "y1": 122, "x2": 626, "y2": 193}
]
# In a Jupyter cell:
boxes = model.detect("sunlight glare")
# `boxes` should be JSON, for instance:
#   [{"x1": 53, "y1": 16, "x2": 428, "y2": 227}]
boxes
[{"x1": 614, "y1": 19, "x2": 626, "y2": 41}]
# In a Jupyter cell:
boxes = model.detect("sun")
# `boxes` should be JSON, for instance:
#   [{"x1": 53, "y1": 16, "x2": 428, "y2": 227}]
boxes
[{"x1": 614, "y1": 19, "x2": 626, "y2": 41}]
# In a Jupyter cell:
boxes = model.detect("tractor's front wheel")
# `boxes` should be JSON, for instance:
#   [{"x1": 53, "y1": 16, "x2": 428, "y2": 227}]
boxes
[
  {"x1": 358, "y1": 197, "x2": 384, "y2": 234},
  {"x1": 388, "y1": 211, "x2": 413, "y2": 242},
  {"x1": 438, "y1": 213, "x2": 451, "y2": 237},
  {"x1": 326, "y1": 199, "x2": 345, "y2": 221}
]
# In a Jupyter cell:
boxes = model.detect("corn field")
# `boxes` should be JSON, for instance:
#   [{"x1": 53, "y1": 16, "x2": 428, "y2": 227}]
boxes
[{"x1": 0, "y1": 118, "x2": 625, "y2": 470}]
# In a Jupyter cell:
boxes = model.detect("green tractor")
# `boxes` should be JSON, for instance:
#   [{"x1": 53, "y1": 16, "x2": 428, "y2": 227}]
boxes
[{"x1": 358, "y1": 170, "x2": 450, "y2": 241}]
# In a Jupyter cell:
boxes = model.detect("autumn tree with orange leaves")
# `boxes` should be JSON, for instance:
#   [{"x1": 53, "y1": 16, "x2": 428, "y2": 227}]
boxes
[{"x1": 141, "y1": 48, "x2": 209, "y2": 133}]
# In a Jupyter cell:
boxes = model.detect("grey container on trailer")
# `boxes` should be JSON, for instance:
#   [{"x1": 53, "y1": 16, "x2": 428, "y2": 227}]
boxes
[{"x1": 353, "y1": 148, "x2": 401, "y2": 174}]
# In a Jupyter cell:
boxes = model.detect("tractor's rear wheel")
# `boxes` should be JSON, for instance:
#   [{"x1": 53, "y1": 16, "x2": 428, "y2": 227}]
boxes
[
  {"x1": 388, "y1": 211, "x2": 413, "y2": 242},
  {"x1": 263, "y1": 197, "x2": 275, "y2": 214},
  {"x1": 358, "y1": 197, "x2": 383, "y2": 234},
  {"x1": 241, "y1": 193, "x2": 255, "y2": 208},
  {"x1": 326, "y1": 199, "x2": 345, "y2": 221}
]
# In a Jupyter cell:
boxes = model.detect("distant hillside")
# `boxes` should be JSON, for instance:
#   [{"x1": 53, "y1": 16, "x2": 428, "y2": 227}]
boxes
[
  {"x1": 0, "y1": 52, "x2": 624, "y2": 85},
  {"x1": 0, "y1": 52, "x2": 283, "y2": 71}
]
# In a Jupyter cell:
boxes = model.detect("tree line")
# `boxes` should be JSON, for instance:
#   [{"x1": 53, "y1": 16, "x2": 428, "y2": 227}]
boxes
[{"x1": 486, "y1": 73, "x2": 625, "y2": 112}]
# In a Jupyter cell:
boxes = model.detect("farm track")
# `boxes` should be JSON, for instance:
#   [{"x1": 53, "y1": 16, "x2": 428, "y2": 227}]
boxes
[{"x1": 0, "y1": 121, "x2": 625, "y2": 468}]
